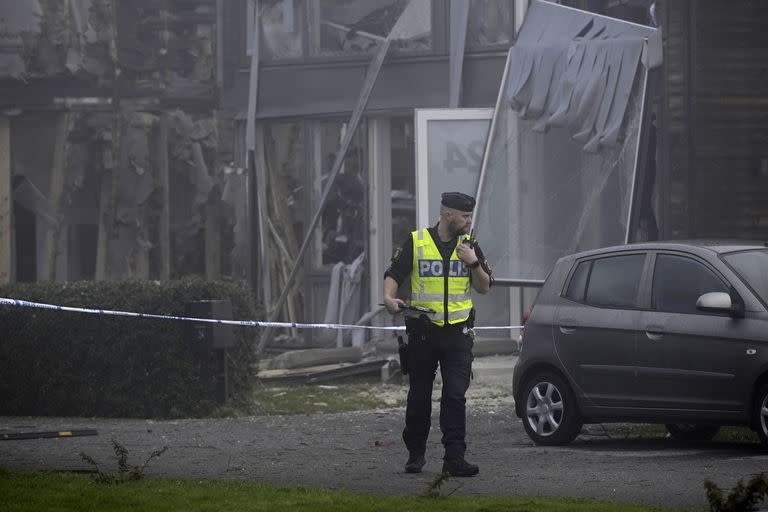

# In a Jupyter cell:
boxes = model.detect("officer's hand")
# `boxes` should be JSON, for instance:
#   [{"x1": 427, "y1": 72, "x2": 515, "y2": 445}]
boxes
[
  {"x1": 456, "y1": 242, "x2": 479, "y2": 267},
  {"x1": 383, "y1": 297, "x2": 405, "y2": 315}
]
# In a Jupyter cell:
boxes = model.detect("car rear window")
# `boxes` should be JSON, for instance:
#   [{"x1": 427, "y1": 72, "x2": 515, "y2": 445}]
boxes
[{"x1": 584, "y1": 254, "x2": 645, "y2": 308}]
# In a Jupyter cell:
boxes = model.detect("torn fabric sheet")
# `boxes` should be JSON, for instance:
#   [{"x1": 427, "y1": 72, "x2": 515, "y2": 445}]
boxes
[{"x1": 506, "y1": 0, "x2": 656, "y2": 152}]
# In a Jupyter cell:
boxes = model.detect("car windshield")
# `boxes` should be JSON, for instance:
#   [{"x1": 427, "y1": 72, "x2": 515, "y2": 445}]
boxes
[{"x1": 723, "y1": 249, "x2": 768, "y2": 304}]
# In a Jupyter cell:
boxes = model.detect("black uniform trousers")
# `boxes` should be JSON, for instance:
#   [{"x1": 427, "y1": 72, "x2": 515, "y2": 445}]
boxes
[{"x1": 402, "y1": 322, "x2": 473, "y2": 460}]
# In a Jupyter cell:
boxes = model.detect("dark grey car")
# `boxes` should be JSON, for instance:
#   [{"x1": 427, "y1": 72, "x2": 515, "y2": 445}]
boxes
[{"x1": 512, "y1": 241, "x2": 768, "y2": 445}]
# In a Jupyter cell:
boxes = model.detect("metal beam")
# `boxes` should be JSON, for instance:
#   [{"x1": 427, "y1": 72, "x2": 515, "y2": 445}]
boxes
[
  {"x1": 492, "y1": 278, "x2": 545, "y2": 288},
  {"x1": 156, "y1": 113, "x2": 171, "y2": 280},
  {"x1": 254, "y1": 123, "x2": 270, "y2": 308},
  {"x1": 245, "y1": 0, "x2": 270, "y2": 306},
  {"x1": 0, "y1": 115, "x2": 11, "y2": 285},
  {"x1": 245, "y1": 0, "x2": 259, "y2": 160},
  {"x1": 216, "y1": 0, "x2": 224, "y2": 89},
  {"x1": 471, "y1": 48, "x2": 513, "y2": 233},
  {"x1": 448, "y1": 0, "x2": 469, "y2": 108},
  {"x1": 42, "y1": 112, "x2": 72, "y2": 282}
]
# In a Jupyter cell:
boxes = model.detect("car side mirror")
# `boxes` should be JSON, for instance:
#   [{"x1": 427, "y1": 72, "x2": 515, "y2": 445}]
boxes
[{"x1": 696, "y1": 292, "x2": 742, "y2": 317}]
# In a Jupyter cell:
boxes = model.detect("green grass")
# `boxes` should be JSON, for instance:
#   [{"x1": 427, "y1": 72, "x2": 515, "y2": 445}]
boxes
[
  {"x1": 714, "y1": 426, "x2": 760, "y2": 443},
  {"x1": 0, "y1": 468, "x2": 685, "y2": 512},
  {"x1": 249, "y1": 383, "x2": 406, "y2": 415},
  {"x1": 582, "y1": 424, "x2": 761, "y2": 444},
  {"x1": 247, "y1": 381, "x2": 511, "y2": 416}
]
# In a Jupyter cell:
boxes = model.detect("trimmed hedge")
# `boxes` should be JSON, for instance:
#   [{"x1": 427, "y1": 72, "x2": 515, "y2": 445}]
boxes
[{"x1": 0, "y1": 278, "x2": 259, "y2": 418}]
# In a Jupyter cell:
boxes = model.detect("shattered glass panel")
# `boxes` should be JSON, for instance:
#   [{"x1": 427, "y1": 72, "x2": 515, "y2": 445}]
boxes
[
  {"x1": 312, "y1": 0, "x2": 431, "y2": 56},
  {"x1": 472, "y1": 1, "x2": 656, "y2": 288},
  {"x1": 466, "y1": 0, "x2": 514, "y2": 50},
  {"x1": 474, "y1": 66, "x2": 647, "y2": 281},
  {"x1": 310, "y1": 119, "x2": 367, "y2": 268}
]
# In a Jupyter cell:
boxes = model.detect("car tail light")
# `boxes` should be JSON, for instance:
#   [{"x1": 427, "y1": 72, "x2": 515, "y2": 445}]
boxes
[{"x1": 520, "y1": 307, "x2": 532, "y2": 340}]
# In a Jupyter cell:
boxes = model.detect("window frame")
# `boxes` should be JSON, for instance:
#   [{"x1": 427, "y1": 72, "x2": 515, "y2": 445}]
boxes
[
  {"x1": 649, "y1": 251, "x2": 737, "y2": 316},
  {"x1": 561, "y1": 251, "x2": 648, "y2": 310},
  {"x1": 720, "y1": 248, "x2": 768, "y2": 311},
  {"x1": 462, "y1": 0, "x2": 517, "y2": 54},
  {"x1": 562, "y1": 258, "x2": 592, "y2": 303}
]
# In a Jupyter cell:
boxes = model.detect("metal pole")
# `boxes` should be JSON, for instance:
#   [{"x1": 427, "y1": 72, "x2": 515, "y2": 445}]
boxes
[
  {"x1": 245, "y1": 0, "x2": 259, "y2": 163},
  {"x1": 216, "y1": 0, "x2": 224, "y2": 89},
  {"x1": 256, "y1": 37, "x2": 392, "y2": 357},
  {"x1": 245, "y1": 0, "x2": 271, "y2": 307},
  {"x1": 625, "y1": 62, "x2": 650, "y2": 244},
  {"x1": 471, "y1": 47, "x2": 513, "y2": 233},
  {"x1": 492, "y1": 278, "x2": 545, "y2": 287}
]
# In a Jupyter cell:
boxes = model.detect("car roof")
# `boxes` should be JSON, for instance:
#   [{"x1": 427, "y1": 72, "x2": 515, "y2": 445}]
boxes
[{"x1": 562, "y1": 240, "x2": 768, "y2": 261}]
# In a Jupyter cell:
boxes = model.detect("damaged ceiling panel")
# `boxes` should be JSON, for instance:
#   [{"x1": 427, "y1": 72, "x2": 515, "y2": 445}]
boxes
[{"x1": 506, "y1": 0, "x2": 659, "y2": 152}]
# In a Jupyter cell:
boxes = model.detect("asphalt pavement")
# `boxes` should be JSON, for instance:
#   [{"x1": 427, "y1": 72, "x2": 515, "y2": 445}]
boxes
[
  {"x1": 3, "y1": 368, "x2": 768, "y2": 512},
  {"x1": 0, "y1": 356, "x2": 768, "y2": 510}
]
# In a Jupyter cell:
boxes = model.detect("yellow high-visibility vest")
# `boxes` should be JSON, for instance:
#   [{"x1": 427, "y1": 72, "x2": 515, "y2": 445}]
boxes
[{"x1": 410, "y1": 228, "x2": 473, "y2": 326}]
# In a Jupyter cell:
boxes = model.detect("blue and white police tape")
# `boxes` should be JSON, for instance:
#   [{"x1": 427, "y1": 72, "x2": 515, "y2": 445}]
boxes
[{"x1": 0, "y1": 297, "x2": 522, "y2": 331}]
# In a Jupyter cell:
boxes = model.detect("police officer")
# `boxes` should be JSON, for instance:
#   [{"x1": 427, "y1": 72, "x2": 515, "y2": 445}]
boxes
[{"x1": 383, "y1": 192, "x2": 492, "y2": 477}]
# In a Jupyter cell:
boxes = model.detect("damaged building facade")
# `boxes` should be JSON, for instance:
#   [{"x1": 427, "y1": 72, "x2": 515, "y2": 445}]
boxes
[
  {"x1": 1, "y1": 0, "x2": 766, "y2": 349},
  {"x1": 227, "y1": 0, "x2": 524, "y2": 346},
  {"x1": 0, "y1": 0, "x2": 242, "y2": 285},
  {"x1": 228, "y1": 0, "x2": 664, "y2": 346}
]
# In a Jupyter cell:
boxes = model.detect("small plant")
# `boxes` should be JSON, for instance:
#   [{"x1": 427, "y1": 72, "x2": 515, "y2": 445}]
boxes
[
  {"x1": 704, "y1": 473, "x2": 768, "y2": 511},
  {"x1": 420, "y1": 471, "x2": 451, "y2": 498},
  {"x1": 79, "y1": 438, "x2": 167, "y2": 484}
]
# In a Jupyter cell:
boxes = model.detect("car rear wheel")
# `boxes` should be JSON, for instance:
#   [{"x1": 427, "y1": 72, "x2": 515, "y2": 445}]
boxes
[
  {"x1": 521, "y1": 372, "x2": 582, "y2": 445},
  {"x1": 754, "y1": 383, "x2": 768, "y2": 445},
  {"x1": 665, "y1": 423, "x2": 720, "y2": 442}
]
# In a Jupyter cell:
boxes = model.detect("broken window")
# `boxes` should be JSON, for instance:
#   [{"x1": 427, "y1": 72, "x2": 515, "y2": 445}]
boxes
[
  {"x1": 246, "y1": 0, "x2": 431, "y2": 59},
  {"x1": 248, "y1": 0, "x2": 304, "y2": 60},
  {"x1": 309, "y1": 0, "x2": 431, "y2": 56},
  {"x1": 263, "y1": 121, "x2": 306, "y2": 315},
  {"x1": 309, "y1": 119, "x2": 367, "y2": 268},
  {"x1": 390, "y1": 117, "x2": 416, "y2": 248},
  {"x1": 465, "y1": 0, "x2": 514, "y2": 50}
]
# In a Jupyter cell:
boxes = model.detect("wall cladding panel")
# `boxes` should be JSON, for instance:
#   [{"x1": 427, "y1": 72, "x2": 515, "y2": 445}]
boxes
[{"x1": 690, "y1": 0, "x2": 768, "y2": 239}]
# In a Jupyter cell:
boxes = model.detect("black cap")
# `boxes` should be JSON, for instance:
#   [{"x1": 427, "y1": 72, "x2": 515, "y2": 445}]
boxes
[{"x1": 441, "y1": 192, "x2": 476, "y2": 212}]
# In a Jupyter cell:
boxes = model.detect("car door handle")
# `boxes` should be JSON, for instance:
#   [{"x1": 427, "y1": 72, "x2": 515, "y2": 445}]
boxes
[
  {"x1": 559, "y1": 325, "x2": 577, "y2": 335},
  {"x1": 645, "y1": 330, "x2": 664, "y2": 341}
]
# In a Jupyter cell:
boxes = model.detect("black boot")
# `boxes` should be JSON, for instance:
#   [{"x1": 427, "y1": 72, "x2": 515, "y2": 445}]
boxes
[
  {"x1": 404, "y1": 453, "x2": 426, "y2": 473},
  {"x1": 442, "y1": 456, "x2": 479, "y2": 477}
]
